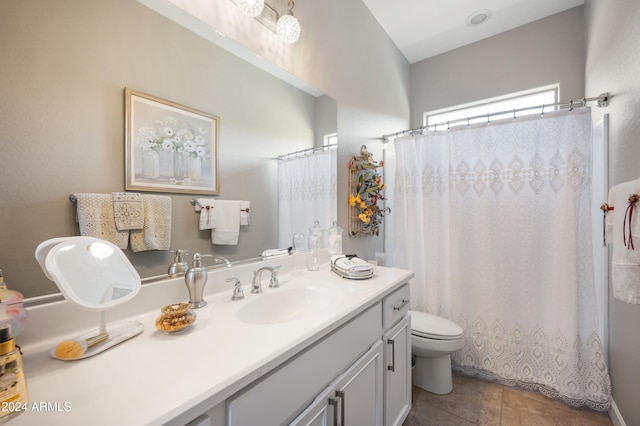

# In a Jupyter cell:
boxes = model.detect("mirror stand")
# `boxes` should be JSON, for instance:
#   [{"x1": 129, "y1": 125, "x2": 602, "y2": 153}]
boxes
[{"x1": 35, "y1": 237, "x2": 146, "y2": 360}]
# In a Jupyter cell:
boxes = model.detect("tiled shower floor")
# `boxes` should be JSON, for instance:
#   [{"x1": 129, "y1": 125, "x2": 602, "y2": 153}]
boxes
[{"x1": 403, "y1": 372, "x2": 612, "y2": 425}]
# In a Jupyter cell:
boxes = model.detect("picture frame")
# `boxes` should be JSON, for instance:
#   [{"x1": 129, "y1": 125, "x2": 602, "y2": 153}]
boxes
[{"x1": 125, "y1": 88, "x2": 220, "y2": 195}]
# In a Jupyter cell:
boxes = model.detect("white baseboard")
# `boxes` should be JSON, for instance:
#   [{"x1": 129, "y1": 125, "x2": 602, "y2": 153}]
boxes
[{"x1": 609, "y1": 398, "x2": 626, "y2": 426}]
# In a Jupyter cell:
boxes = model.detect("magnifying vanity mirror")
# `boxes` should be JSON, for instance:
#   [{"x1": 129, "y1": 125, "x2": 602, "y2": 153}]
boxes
[{"x1": 35, "y1": 237, "x2": 145, "y2": 360}]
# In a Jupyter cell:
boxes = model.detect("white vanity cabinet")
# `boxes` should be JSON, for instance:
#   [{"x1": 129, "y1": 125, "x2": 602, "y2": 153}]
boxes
[
  {"x1": 382, "y1": 283, "x2": 412, "y2": 426},
  {"x1": 14, "y1": 262, "x2": 415, "y2": 426},
  {"x1": 289, "y1": 341, "x2": 383, "y2": 426},
  {"x1": 227, "y1": 303, "x2": 383, "y2": 426},
  {"x1": 329, "y1": 340, "x2": 383, "y2": 426}
]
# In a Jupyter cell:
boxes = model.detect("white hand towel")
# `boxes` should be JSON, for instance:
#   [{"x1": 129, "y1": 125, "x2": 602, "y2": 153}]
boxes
[
  {"x1": 195, "y1": 198, "x2": 216, "y2": 230},
  {"x1": 211, "y1": 200, "x2": 241, "y2": 245},
  {"x1": 609, "y1": 178, "x2": 640, "y2": 304},
  {"x1": 262, "y1": 248, "x2": 290, "y2": 257},
  {"x1": 75, "y1": 193, "x2": 129, "y2": 249},
  {"x1": 113, "y1": 192, "x2": 144, "y2": 231},
  {"x1": 240, "y1": 200, "x2": 251, "y2": 226},
  {"x1": 130, "y1": 195, "x2": 172, "y2": 252}
]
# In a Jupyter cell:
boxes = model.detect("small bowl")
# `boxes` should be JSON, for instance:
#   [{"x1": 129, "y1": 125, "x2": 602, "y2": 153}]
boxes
[{"x1": 155, "y1": 303, "x2": 196, "y2": 334}]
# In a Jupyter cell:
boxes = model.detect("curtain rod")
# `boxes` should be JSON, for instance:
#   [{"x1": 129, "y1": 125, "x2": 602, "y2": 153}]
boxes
[
  {"x1": 277, "y1": 143, "x2": 337, "y2": 160},
  {"x1": 381, "y1": 92, "x2": 610, "y2": 143}
]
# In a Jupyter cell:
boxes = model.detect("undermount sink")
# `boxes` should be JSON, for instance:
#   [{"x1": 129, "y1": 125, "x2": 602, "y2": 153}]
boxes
[{"x1": 236, "y1": 283, "x2": 340, "y2": 325}]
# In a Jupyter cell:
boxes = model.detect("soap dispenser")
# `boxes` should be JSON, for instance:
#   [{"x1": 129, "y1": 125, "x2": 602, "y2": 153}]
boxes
[
  {"x1": 185, "y1": 253, "x2": 212, "y2": 309},
  {"x1": 168, "y1": 249, "x2": 189, "y2": 278}
]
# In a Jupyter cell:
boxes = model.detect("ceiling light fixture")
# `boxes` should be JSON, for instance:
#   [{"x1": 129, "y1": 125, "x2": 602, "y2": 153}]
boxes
[
  {"x1": 466, "y1": 9, "x2": 492, "y2": 27},
  {"x1": 237, "y1": 0, "x2": 264, "y2": 18},
  {"x1": 277, "y1": 0, "x2": 301, "y2": 44}
]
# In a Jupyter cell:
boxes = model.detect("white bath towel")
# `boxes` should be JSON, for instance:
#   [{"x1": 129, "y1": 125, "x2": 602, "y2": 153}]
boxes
[
  {"x1": 211, "y1": 200, "x2": 241, "y2": 245},
  {"x1": 75, "y1": 193, "x2": 129, "y2": 249},
  {"x1": 130, "y1": 195, "x2": 172, "y2": 252},
  {"x1": 112, "y1": 192, "x2": 144, "y2": 231},
  {"x1": 240, "y1": 200, "x2": 251, "y2": 226},
  {"x1": 195, "y1": 198, "x2": 216, "y2": 230},
  {"x1": 608, "y1": 178, "x2": 640, "y2": 304}
]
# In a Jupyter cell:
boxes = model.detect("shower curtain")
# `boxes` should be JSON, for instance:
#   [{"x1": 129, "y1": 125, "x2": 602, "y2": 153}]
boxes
[
  {"x1": 278, "y1": 149, "x2": 337, "y2": 248},
  {"x1": 393, "y1": 109, "x2": 611, "y2": 409}
]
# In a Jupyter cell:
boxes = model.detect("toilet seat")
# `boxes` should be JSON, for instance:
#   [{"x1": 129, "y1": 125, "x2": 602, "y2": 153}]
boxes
[{"x1": 410, "y1": 310, "x2": 463, "y2": 341}]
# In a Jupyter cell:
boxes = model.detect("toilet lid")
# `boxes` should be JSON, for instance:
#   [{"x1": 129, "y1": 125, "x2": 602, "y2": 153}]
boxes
[{"x1": 410, "y1": 310, "x2": 463, "y2": 340}]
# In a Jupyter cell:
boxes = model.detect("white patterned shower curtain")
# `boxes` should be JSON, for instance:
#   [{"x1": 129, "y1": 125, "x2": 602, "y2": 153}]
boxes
[
  {"x1": 393, "y1": 109, "x2": 611, "y2": 409},
  {"x1": 278, "y1": 149, "x2": 337, "y2": 248}
]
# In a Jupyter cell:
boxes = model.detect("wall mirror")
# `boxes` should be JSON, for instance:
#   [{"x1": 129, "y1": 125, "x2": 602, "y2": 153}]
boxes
[{"x1": 0, "y1": 0, "x2": 337, "y2": 303}]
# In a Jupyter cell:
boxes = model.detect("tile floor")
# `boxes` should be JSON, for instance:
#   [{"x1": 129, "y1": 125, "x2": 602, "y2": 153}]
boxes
[{"x1": 403, "y1": 372, "x2": 612, "y2": 426}]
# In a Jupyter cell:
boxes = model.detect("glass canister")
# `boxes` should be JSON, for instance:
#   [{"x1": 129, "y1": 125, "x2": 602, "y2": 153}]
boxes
[
  {"x1": 308, "y1": 220, "x2": 325, "y2": 250},
  {"x1": 327, "y1": 221, "x2": 343, "y2": 255},
  {"x1": 307, "y1": 221, "x2": 324, "y2": 271}
]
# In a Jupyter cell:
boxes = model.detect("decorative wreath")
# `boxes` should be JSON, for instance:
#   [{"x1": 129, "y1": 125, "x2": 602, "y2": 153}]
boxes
[{"x1": 348, "y1": 145, "x2": 390, "y2": 236}]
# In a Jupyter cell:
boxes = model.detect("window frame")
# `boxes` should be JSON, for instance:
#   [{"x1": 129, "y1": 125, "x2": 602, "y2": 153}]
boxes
[{"x1": 423, "y1": 84, "x2": 559, "y2": 131}]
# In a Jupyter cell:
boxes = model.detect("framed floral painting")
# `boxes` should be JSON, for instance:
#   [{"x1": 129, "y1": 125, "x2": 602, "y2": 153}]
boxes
[{"x1": 125, "y1": 88, "x2": 220, "y2": 195}]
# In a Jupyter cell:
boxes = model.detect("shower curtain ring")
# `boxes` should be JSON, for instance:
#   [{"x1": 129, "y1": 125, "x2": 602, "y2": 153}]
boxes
[{"x1": 541, "y1": 104, "x2": 545, "y2": 116}]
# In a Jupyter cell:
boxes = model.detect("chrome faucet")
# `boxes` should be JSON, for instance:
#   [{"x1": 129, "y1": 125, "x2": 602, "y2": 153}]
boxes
[
  {"x1": 251, "y1": 266, "x2": 281, "y2": 294},
  {"x1": 213, "y1": 256, "x2": 232, "y2": 268}
]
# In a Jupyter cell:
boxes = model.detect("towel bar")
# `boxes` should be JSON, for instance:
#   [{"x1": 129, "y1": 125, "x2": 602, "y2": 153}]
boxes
[{"x1": 190, "y1": 198, "x2": 249, "y2": 212}]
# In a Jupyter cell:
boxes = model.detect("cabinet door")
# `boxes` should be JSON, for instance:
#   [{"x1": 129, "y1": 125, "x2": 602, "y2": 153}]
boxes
[
  {"x1": 288, "y1": 386, "x2": 336, "y2": 426},
  {"x1": 383, "y1": 314, "x2": 411, "y2": 426},
  {"x1": 331, "y1": 340, "x2": 383, "y2": 426}
]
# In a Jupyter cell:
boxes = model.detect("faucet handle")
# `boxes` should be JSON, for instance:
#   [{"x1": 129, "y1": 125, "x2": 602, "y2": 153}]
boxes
[
  {"x1": 269, "y1": 265, "x2": 282, "y2": 288},
  {"x1": 226, "y1": 277, "x2": 244, "y2": 300}
]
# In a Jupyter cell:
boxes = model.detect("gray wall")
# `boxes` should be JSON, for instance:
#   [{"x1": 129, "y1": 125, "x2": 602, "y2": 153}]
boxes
[
  {"x1": 585, "y1": 1, "x2": 640, "y2": 424},
  {"x1": 0, "y1": 0, "x2": 319, "y2": 297},
  {"x1": 410, "y1": 7, "x2": 585, "y2": 128}
]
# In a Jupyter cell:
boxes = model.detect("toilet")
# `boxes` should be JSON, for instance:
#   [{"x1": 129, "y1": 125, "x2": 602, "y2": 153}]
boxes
[{"x1": 410, "y1": 310, "x2": 464, "y2": 394}]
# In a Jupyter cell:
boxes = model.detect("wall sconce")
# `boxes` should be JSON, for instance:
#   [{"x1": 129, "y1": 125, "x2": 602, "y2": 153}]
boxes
[
  {"x1": 276, "y1": 0, "x2": 300, "y2": 44},
  {"x1": 234, "y1": 0, "x2": 301, "y2": 44},
  {"x1": 237, "y1": 0, "x2": 265, "y2": 18}
]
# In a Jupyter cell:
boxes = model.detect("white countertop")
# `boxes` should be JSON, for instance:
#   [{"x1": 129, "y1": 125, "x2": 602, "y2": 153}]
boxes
[{"x1": 9, "y1": 262, "x2": 413, "y2": 425}]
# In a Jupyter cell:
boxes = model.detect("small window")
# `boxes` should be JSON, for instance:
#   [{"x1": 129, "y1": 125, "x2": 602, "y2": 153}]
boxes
[
  {"x1": 424, "y1": 85, "x2": 559, "y2": 131},
  {"x1": 324, "y1": 133, "x2": 338, "y2": 146}
]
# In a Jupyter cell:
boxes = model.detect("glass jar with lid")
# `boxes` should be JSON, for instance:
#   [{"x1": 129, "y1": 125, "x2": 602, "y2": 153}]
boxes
[{"x1": 327, "y1": 221, "x2": 343, "y2": 255}]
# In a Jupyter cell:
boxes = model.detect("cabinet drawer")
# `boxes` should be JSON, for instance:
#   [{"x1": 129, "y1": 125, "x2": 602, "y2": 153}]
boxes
[{"x1": 382, "y1": 283, "x2": 410, "y2": 329}]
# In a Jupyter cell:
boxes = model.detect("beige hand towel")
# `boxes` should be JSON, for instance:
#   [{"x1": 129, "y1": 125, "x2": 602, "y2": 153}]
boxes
[
  {"x1": 75, "y1": 193, "x2": 129, "y2": 249},
  {"x1": 113, "y1": 192, "x2": 144, "y2": 231},
  {"x1": 130, "y1": 195, "x2": 172, "y2": 252},
  {"x1": 211, "y1": 200, "x2": 241, "y2": 245},
  {"x1": 195, "y1": 198, "x2": 216, "y2": 230}
]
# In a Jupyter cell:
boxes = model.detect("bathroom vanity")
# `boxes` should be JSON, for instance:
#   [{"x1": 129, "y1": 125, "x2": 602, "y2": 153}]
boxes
[{"x1": 11, "y1": 255, "x2": 413, "y2": 426}]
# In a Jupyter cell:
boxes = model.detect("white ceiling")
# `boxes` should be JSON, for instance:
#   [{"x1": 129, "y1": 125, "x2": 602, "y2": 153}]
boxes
[{"x1": 361, "y1": 0, "x2": 584, "y2": 64}]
